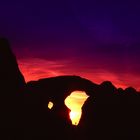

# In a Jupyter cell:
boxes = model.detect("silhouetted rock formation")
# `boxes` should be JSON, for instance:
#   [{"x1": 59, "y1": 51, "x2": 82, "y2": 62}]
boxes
[
  {"x1": 0, "y1": 38, "x2": 26, "y2": 139},
  {"x1": 79, "y1": 81, "x2": 140, "y2": 139},
  {"x1": 27, "y1": 76, "x2": 96, "y2": 110},
  {"x1": 26, "y1": 76, "x2": 140, "y2": 139},
  {"x1": 25, "y1": 76, "x2": 97, "y2": 139},
  {"x1": 0, "y1": 38, "x2": 140, "y2": 140},
  {"x1": 0, "y1": 38, "x2": 25, "y2": 89}
]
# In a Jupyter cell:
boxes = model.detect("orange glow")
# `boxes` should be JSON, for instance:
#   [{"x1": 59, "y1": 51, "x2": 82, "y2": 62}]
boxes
[
  {"x1": 18, "y1": 58, "x2": 140, "y2": 91},
  {"x1": 48, "y1": 101, "x2": 53, "y2": 109},
  {"x1": 65, "y1": 91, "x2": 89, "y2": 125},
  {"x1": 70, "y1": 111, "x2": 82, "y2": 125}
]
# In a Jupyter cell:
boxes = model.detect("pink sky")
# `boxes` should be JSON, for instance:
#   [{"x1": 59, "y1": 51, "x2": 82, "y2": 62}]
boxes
[{"x1": 18, "y1": 57, "x2": 140, "y2": 91}]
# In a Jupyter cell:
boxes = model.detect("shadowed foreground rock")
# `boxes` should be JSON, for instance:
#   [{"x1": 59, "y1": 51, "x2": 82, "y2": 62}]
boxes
[
  {"x1": 0, "y1": 38, "x2": 26, "y2": 139},
  {"x1": 78, "y1": 82, "x2": 140, "y2": 139},
  {"x1": 0, "y1": 38, "x2": 25, "y2": 119}
]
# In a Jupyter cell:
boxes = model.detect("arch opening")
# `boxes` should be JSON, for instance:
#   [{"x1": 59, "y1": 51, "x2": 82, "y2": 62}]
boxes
[
  {"x1": 48, "y1": 101, "x2": 54, "y2": 109},
  {"x1": 64, "y1": 91, "x2": 89, "y2": 125}
]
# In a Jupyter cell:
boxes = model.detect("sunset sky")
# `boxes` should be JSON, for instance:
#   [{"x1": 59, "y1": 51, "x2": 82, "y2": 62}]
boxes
[{"x1": 0, "y1": 0, "x2": 140, "y2": 90}]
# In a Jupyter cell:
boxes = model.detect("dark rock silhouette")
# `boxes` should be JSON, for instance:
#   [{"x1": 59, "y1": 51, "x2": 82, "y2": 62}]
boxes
[
  {"x1": 25, "y1": 76, "x2": 97, "y2": 139},
  {"x1": 79, "y1": 82, "x2": 140, "y2": 139},
  {"x1": 0, "y1": 38, "x2": 140, "y2": 140},
  {"x1": 26, "y1": 76, "x2": 97, "y2": 117},
  {"x1": 0, "y1": 38, "x2": 25, "y2": 88},
  {"x1": 0, "y1": 38, "x2": 26, "y2": 139}
]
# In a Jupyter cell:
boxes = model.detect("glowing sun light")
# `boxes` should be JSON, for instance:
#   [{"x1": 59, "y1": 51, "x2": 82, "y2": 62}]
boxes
[
  {"x1": 48, "y1": 101, "x2": 53, "y2": 109},
  {"x1": 65, "y1": 91, "x2": 89, "y2": 125},
  {"x1": 70, "y1": 110, "x2": 82, "y2": 125}
]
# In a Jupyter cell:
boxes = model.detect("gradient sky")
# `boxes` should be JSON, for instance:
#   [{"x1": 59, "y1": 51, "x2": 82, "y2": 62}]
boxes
[{"x1": 0, "y1": 0, "x2": 140, "y2": 90}]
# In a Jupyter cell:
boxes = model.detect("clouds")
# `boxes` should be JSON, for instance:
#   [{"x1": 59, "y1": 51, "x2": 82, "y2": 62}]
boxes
[
  {"x1": 18, "y1": 58, "x2": 65, "y2": 81},
  {"x1": 18, "y1": 57, "x2": 140, "y2": 91},
  {"x1": 0, "y1": 0, "x2": 140, "y2": 91}
]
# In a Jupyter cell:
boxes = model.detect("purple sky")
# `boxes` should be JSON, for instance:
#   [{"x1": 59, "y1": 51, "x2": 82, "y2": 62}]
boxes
[{"x1": 0, "y1": 0, "x2": 140, "y2": 90}]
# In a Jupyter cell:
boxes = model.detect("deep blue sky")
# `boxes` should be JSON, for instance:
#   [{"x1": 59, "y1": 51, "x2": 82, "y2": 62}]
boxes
[{"x1": 0, "y1": 0, "x2": 140, "y2": 90}]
